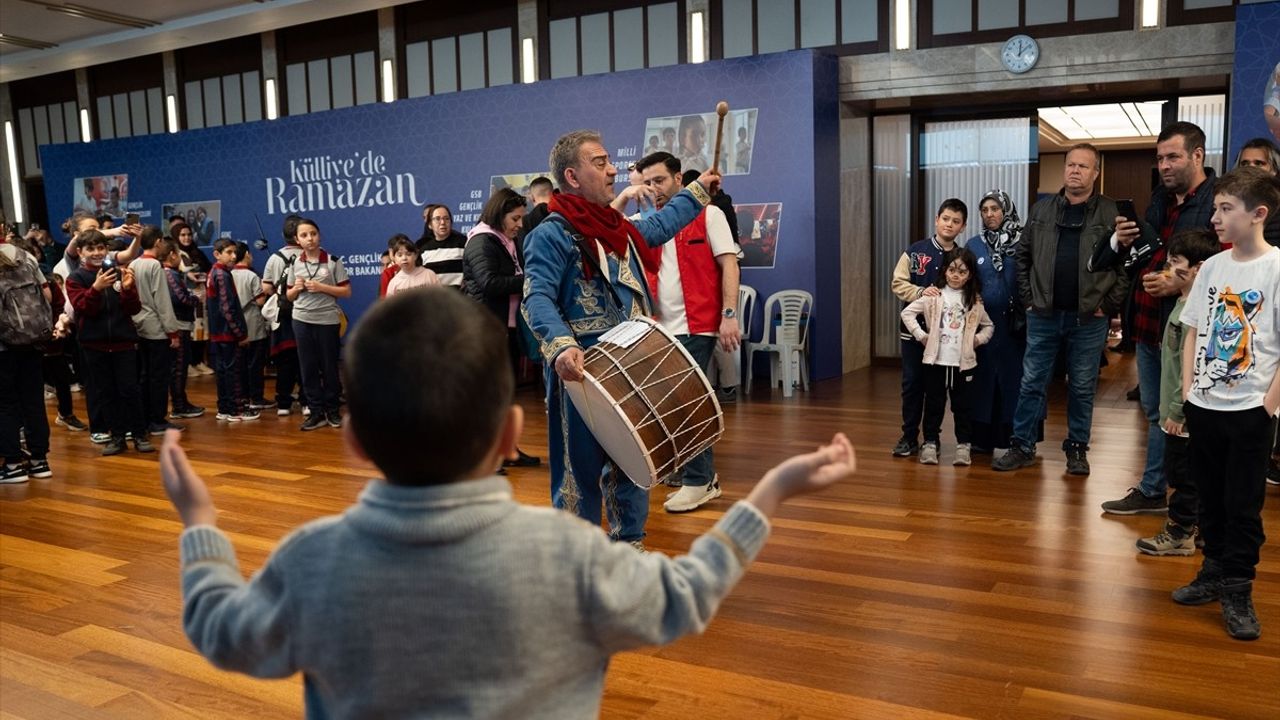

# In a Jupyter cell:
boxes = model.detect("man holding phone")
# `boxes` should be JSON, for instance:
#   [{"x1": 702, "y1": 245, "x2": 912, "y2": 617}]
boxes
[{"x1": 1092, "y1": 122, "x2": 1217, "y2": 517}]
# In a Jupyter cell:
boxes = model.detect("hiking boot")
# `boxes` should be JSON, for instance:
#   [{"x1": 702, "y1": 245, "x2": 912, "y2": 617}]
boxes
[
  {"x1": 919, "y1": 442, "x2": 939, "y2": 465},
  {"x1": 664, "y1": 476, "x2": 723, "y2": 513},
  {"x1": 1102, "y1": 488, "x2": 1167, "y2": 515},
  {"x1": 954, "y1": 443, "x2": 972, "y2": 466},
  {"x1": 1172, "y1": 558, "x2": 1223, "y2": 605},
  {"x1": 1137, "y1": 522, "x2": 1196, "y2": 556},
  {"x1": 56, "y1": 414, "x2": 87, "y2": 431},
  {"x1": 1220, "y1": 579, "x2": 1261, "y2": 641},
  {"x1": 1065, "y1": 447, "x2": 1090, "y2": 476},
  {"x1": 993, "y1": 446, "x2": 1035, "y2": 471},
  {"x1": 892, "y1": 436, "x2": 919, "y2": 457}
]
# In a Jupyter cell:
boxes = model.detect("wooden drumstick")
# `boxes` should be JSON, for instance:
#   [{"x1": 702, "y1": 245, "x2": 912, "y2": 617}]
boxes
[{"x1": 711, "y1": 101, "x2": 729, "y2": 173}]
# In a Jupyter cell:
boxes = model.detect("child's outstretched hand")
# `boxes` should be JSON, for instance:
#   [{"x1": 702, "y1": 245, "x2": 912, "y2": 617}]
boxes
[
  {"x1": 159, "y1": 429, "x2": 218, "y2": 528},
  {"x1": 746, "y1": 433, "x2": 856, "y2": 518}
]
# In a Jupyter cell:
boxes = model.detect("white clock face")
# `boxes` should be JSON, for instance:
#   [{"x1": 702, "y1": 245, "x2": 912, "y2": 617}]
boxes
[{"x1": 1002, "y1": 34, "x2": 1039, "y2": 74}]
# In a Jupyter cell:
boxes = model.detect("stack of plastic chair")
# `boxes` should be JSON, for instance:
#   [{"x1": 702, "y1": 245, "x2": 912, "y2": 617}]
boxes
[
  {"x1": 736, "y1": 285, "x2": 758, "y2": 394},
  {"x1": 747, "y1": 290, "x2": 812, "y2": 398}
]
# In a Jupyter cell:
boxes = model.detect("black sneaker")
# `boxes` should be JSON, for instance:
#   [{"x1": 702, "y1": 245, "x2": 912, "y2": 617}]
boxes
[
  {"x1": 1101, "y1": 488, "x2": 1167, "y2": 515},
  {"x1": 301, "y1": 414, "x2": 327, "y2": 432},
  {"x1": 891, "y1": 436, "x2": 919, "y2": 457},
  {"x1": 149, "y1": 421, "x2": 186, "y2": 436},
  {"x1": 504, "y1": 448, "x2": 541, "y2": 468},
  {"x1": 1, "y1": 463, "x2": 29, "y2": 484},
  {"x1": 1220, "y1": 579, "x2": 1261, "y2": 640},
  {"x1": 716, "y1": 386, "x2": 737, "y2": 405},
  {"x1": 133, "y1": 438, "x2": 156, "y2": 453},
  {"x1": 325, "y1": 412, "x2": 342, "y2": 428},
  {"x1": 27, "y1": 458, "x2": 52, "y2": 479},
  {"x1": 1126, "y1": 385, "x2": 1141, "y2": 402},
  {"x1": 56, "y1": 414, "x2": 88, "y2": 431},
  {"x1": 171, "y1": 406, "x2": 206, "y2": 419},
  {"x1": 992, "y1": 446, "x2": 1035, "y2": 471},
  {"x1": 102, "y1": 437, "x2": 126, "y2": 456},
  {"x1": 1172, "y1": 558, "x2": 1223, "y2": 605},
  {"x1": 1065, "y1": 448, "x2": 1090, "y2": 476},
  {"x1": 248, "y1": 398, "x2": 276, "y2": 410},
  {"x1": 1267, "y1": 458, "x2": 1279, "y2": 486}
]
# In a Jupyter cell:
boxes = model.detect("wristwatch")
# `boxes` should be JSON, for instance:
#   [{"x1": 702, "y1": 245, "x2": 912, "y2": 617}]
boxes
[{"x1": 722, "y1": 308, "x2": 736, "y2": 319}]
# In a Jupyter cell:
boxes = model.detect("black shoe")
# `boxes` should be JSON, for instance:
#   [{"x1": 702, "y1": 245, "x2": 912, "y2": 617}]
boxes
[
  {"x1": 992, "y1": 446, "x2": 1035, "y2": 471},
  {"x1": 1267, "y1": 458, "x2": 1279, "y2": 486},
  {"x1": 1100, "y1": 487, "x2": 1166, "y2": 515},
  {"x1": 1220, "y1": 579, "x2": 1261, "y2": 640},
  {"x1": 133, "y1": 438, "x2": 156, "y2": 453},
  {"x1": 1065, "y1": 447, "x2": 1090, "y2": 476},
  {"x1": 102, "y1": 438, "x2": 126, "y2": 456},
  {"x1": 891, "y1": 436, "x2": 919, "y2": 457},
  {"x1": 970, "y1": 445, "x2": 992, "y2": 456},
  {"x1": 1172, "y1": 558, "x2": 1223, "y2": 605},
  {"x1": 248, "y1": 398, "x2": 276, "y2": 410},
  {"x1": 301, "y1": 414, "x2": 327, "y2": 432},
  {"x1": 1, "y1": 463, "x2": 29, "y2": 484},
  {"x1": 27, "y1": 458, "x2": 52, "y2": 479},
  {"x1": 504, "y1": 448, "x2": 541, "y2": 468},
  {"x1": 1126, "y1": 385, "x2": 1141, "y2": 402},
  {"x1": 326, "y1": 412, "x2": 342, "y2": 428},
  {"x1": 171, "y1": 406, "x2": 206, "y2": 419},
  {"x1": 149, "y1": 421, "x2": 186, "y2": 436},
  {"x1": 716, "y1": 386, "x2": 738, "y2": 405}
]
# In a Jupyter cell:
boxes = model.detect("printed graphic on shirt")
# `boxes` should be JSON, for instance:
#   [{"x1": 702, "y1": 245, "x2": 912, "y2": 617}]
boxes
[
  {"x1": 909, "y1": 253, "x2": 934, "y2": 276},
  {"x1": 939, "y1": 300, "x2": 964, "y2": 346},
  {"x1": 1193, "y1": 285, "x2": 1264, "y2": 392}
]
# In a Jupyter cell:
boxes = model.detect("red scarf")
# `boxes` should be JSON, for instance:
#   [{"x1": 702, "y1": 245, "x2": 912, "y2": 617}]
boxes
[{"x1": 549, "y1": 192, "x2": 659, "y2": 280}]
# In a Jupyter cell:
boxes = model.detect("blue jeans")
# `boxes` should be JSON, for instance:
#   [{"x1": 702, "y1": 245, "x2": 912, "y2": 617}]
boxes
[
  {"x1": 1136, "y1": 342, "x2": 1166, "y2": 497},
  {"x1": 1011, "y1": 311, "x2": 1109, "y2": 453},
  {"x1": 546, "y1": 376, "x2": 650, "y2": 542},
  {"x1": 676, "y1": 334, "x2": 718, "y2": 487}
]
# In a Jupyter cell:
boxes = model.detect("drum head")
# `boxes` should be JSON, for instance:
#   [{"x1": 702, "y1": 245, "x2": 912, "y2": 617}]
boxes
[{"x1": 564, "y1": 373, "x2": 659, "y2": 489}]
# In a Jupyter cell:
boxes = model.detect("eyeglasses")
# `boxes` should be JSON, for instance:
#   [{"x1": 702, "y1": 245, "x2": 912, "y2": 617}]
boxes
[{"x1": 430, "y1": 216, "x2": 451, "y2": 223}]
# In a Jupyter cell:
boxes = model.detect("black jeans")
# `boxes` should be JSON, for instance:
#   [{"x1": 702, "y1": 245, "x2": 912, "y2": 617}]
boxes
[
  {"x1": 41, "y1": 353, "x2": 73, "y2": 418},
  {"x1": 0, "y1": 348, "x2": 50, "y2": 463},
  {"x1": 900, "y1": 339, "x2": 925, "y2": 440},
  {"x1": 1163, "y1": 433, "x2": 1198, "y2": 530},
  {"x1": 273, "y1": 347, "x2": 307, "y2": 410},
  {"x1": 138, "y1": 338, "x2": 174, "y2": 426},
  {"x1": 82, "y1": 347, "x2": 145, "y2": 441},
  {"x1": 293, "y1": 320, "x2": 341, "y2": 415},
  {"x1": 921, "y1": 364, "x2": 975, "y2": 445},
  {"x1": 170, "y1": 331, "x2": 193, "y2": 411},
  {"x1": 1184, "y1": 403, "x2": 1271, "y2": 580},
  {"x1": 242, "y1": 338, "x2": 269, "y2": 403},
  {"x1": 210, "y1": 341, "x2": 245, "y2": 415}
]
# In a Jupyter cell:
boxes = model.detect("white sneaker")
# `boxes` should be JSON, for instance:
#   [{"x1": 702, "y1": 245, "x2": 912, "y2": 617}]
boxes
[
  {"x1": 663, "y1": 476, "x2": 722, "y2": 513},
  {"x1": 194, "y1": 363, "x2": 214, "y2": 376},
  {"x1": 954, "y1": 443, "x2": 972, "y2": 466},
  {"x1": 919, "y1": 442, "x2": 939, "y2": 465},
  {"x1": 277, "y1": 407, "x2": 292, "y2": 416},
  {"x1": 302, "y1": 406, "x2": 311, "y2": 417},
  {"x1": 215, "y1": 413, "x2": 243, "y2": 422}
]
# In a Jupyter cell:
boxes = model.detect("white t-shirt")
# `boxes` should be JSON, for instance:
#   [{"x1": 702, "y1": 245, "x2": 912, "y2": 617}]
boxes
[
  {"x1": 656, "y1": 205, "x2": 737, "y2": 336},
  {"x1": 1180, "y1": 246, "x2": 1280, "y2": 413},
  {"x1": 935, "y1": 286, "x2": 966, "y2": 367}
]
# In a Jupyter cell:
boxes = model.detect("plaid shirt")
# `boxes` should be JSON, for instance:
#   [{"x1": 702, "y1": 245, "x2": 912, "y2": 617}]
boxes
[{"x1": 1130, "y1": 173, "x2": 1217, "y2": 345}]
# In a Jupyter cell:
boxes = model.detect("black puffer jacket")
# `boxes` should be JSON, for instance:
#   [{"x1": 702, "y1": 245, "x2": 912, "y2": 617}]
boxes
[{"x1": 462, "y1": 232, "x2": 523, "y2": 324}]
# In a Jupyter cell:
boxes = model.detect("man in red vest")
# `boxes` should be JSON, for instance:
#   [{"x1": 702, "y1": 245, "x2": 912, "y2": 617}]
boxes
[{"x1": 632, "y1": 151, "x2": 742, "y2": 513}]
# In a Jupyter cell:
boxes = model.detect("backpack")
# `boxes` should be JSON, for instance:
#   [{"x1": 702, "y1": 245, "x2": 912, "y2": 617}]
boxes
[
  {"x1": 0, "y1": 260, "x2": 53, "y2": 347},
  {"x1": 261, "y1": 250, "x2": 297, "y2": 330}
]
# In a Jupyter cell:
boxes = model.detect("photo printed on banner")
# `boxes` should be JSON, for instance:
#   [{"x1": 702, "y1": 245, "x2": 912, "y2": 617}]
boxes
[
  {"x1": 73, "y1": 174, "x2": 128, "y2": 217},
  {"x1": 489, "y1": 172, "x2": 558, "y2": 199},
  {"x1": 162, "y1": 201, "x2": 222, "y2": 246},
  {"x1": 643, "y1": 108, "x2": 757, "y2": 175},
  {"x1": 733, "y1": 202, "x2": 782, "y2": 269}
]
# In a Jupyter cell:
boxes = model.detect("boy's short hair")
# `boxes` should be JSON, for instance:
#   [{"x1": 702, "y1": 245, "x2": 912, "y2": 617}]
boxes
[
  {"x1": 139, "y1": 225, "x2": 164, "y2": 250},
  {"x1": 232, "y1": 241, "x2": 249, "y2": 263},
  {"x1": 282, "y1": 214, "x2": 304, "y2": 243},
  {"x1": 937, "y1": 198, "x2": 968, "y2": 222},
  {"x1": 213, "y1": 238, "x2": 237, "y2": 254},
  {"x1": 1166, "y1": 228, "x2": 1221, "y2": 267},
  {"x1": 78, "y1": 229, "x2": 110, "y2": 250},
  {"x1": 1215, "y1": 166, "x2": 1280, "y2": 217},
  {"x1": 344, "y1": 288, "x2": 513, "y2": 485}
]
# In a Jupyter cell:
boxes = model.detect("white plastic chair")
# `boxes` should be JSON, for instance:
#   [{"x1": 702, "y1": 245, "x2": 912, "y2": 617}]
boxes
[
  {"x1": 736, "y1": 285, "x2": 758, "y2": 393},
  {"x1": 748, "y1": 290, "x2": 813, "y2": 398}
]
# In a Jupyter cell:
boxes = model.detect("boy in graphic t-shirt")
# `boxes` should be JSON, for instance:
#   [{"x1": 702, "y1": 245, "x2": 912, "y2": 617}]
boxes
[{"x1": 1173, "y1": 167, "x2": 1280, "y2": 641}]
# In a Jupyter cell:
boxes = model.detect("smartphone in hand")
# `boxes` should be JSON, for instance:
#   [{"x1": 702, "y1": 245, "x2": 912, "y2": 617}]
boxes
[{"x1": 1115, "y1": 199, "x2": 1138, "y2": 225}]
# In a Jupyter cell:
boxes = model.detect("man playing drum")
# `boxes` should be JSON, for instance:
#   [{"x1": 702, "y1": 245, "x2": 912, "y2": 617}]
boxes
[
  {"x1": 522, "y1": 129, "x2": 721, "y2": 550},
  {"x1": 625, "y1": 151, "x2": 741, "y2": 513}
]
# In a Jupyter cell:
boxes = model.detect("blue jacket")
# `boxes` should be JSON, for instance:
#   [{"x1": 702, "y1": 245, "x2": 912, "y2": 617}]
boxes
[{"x1": 521, "y1": 184, "x2": 711, "y2": 363}]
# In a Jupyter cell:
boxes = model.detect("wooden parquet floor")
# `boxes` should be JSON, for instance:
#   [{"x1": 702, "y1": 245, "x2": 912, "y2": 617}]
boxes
[{"x1": 2, "y1": 353, "x2": 1278, "y2": 719}]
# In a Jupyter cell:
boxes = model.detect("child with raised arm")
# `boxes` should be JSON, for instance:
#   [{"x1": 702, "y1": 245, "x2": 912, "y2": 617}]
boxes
[
  {"x1": 1173, "y1": 167, "x2": 1280, "y2": 640},
  {"x1": 160, "y1": 287, "x2": 855, "y2": 719}
]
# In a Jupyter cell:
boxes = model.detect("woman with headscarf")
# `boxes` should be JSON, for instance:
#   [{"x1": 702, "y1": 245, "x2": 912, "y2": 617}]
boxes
[
  {"x1": 173, "y1": 222, "x2": 214, "y2": 375},
  {"x1": 966, "y1": 189, "x2": 1026, "y2": 460}
]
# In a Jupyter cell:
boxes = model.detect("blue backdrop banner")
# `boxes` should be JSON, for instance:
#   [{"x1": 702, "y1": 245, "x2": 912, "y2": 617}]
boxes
[
  {"x1": 1228, "y1": 1, "x2": 1280, "y2": 161},
  {"x1": 41, "y1": 50, "x2": 842, "y2": 380}
]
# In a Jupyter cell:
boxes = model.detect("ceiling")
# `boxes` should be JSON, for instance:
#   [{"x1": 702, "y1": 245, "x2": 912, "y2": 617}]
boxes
[
  {"x1": 1038, "y1": 101, "x2": 1166, "y2": 152},
  {"x1": 0, "y1": 0, "x2": 416, "y2": 83}
]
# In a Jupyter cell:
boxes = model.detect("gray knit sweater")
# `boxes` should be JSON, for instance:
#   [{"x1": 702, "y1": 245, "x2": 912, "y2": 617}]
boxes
[{"x1": 179, "y1": 476, "x2": 771, "y2": 719}]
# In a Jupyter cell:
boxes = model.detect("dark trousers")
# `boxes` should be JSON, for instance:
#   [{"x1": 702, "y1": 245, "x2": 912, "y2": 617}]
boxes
[
  {"x1": 41, "y1": 353, "x2": 73, "y2": 418},
  {"x1": 138, "y1": 338, "x2": 174, "y2": 426},
  {"x1": 273, "y1": 347, "x2": 306, "y2": 410},
  {"x1": 1, "y1": 348, "x2": 50, "y2": 463},
  {"x1": 81, "y1": 345, "x2": 108, "y2": 434},
  {"x1": 1184, "y1": 404, "x2": 1271, "y2": 580},
  {"x1": 900, "y1": 338, "x2": 925, "y2": 440},
  {"x1": 293, "y1": 320, "x2": 341, "y2": 415},
  {"x1": 242, "y1": 338, "x2": 268, "y2": 402},
  {"x1": 209, "y1": 341, "x2": 245, "y2": 415},
  {"x1": 1164, "y1": 433, "x2": 1198, "y2": 530},
  {"x1": 170, "y1": 331, "x2": 193, "y2": 411},
  {"x1": 675, "y1": 334, "x2": 718, "y2": 487},
  {"x1": 921, "y1": 364, "x2": 974, "y2": 445},
  {"x1": 82, "y1": 347, "x2": 145, "y2": 440}
]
